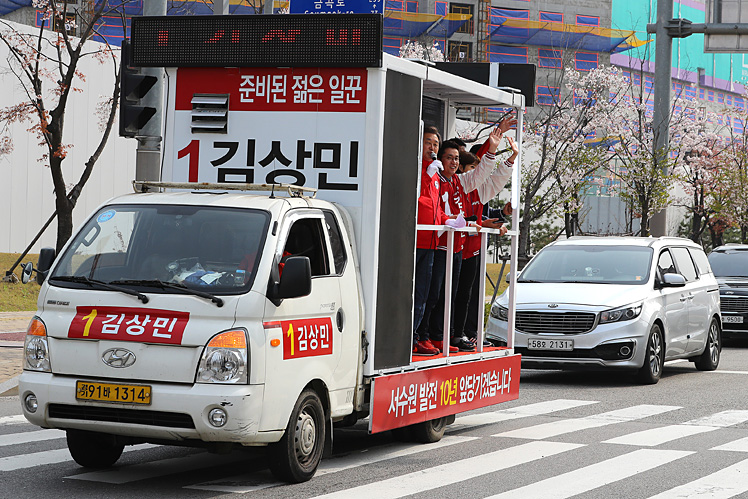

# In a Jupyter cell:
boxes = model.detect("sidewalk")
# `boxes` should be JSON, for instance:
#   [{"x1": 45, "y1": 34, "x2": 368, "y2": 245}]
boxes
[{"x1": 0, "y1": 311, "x2": 33, "y2": 397}]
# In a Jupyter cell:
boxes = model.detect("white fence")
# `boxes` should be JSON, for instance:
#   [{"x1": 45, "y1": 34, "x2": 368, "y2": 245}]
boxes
[{"x1": 0, "y1": 19, "x2": 137, "y2": 254}]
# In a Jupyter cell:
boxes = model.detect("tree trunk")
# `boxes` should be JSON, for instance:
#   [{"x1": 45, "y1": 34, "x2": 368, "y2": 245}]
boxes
[{"x1": 55, "y1": 192, "x2": 74, "y2": 253}]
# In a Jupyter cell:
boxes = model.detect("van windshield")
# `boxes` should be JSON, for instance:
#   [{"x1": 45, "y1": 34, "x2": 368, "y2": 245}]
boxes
[
  {"x1": 51, "y1": 204, "x2": 270, "y2": 294},
  {"x1": 708, "y1": 250, "x2": 748, "y2": 278},
  {"x1": 518, "y1": 245, "x2": 653, "y2": 285}
]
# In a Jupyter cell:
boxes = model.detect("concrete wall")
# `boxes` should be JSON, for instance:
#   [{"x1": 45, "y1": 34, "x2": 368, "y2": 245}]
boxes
[{"x1": 0, "y1": 19, "x2": 137, "y2": 254}]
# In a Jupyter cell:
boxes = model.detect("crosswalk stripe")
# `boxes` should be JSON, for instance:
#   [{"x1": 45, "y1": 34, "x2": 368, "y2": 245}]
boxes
[
  {"x1": 186, "y1": 435, "x2": 479, "y2": 493},
  {"x1": 67, "y1": 451, "x2": 242, "y2": 484},
  {"x1": 310, "y1": 441, "x2": 583, "y2": 499},
  {"x1": 647, "y1": 457, "x2": 748, "y2": 498},
  {"x1": 0, "y1": 415, "x2": 28, "y2": 425},
  {"x1": 685, "y1": 410, "x2": 748, "y2": 427},
  {"x1": 711, "y1": 436, "x2": 748, "y2": 452},
  {"x1": 493, "y1": 404, "x2": 681, "y2": 440},
  {"x1": 604, "y1": 425, "x2": 715, "y2": 446},
  {"x1": 0, "y1": 444, "x2": 156, "y2": 472},
  {"x1": 449, "y1": 399, "x2": 598, "y2": 430},
  {"x1": 486, "y1": 449, "x2": 693, "y2": 499},
  {"x1": 604, "y1": 410, "x2": 748, "y2": 447},
  {"x1": 0, "y1": 429, "x2": 64, "y2": 447}
]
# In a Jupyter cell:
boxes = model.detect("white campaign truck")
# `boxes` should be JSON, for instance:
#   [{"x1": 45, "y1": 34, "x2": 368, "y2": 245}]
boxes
[{"x1": 18, "y1": 14, "x2": 524, "y2": 483}]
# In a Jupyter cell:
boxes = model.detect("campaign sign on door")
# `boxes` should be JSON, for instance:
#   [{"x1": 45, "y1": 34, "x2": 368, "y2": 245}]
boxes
[{"x1": 167, "y1": 67, "x2": 368, "y2": 207}]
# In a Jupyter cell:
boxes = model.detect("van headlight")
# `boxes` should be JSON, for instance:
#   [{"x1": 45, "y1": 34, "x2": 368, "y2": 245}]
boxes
[
  {"x1": 600, "y1": 303, "x2": 642, "y2": 324},
  {"x1": 196, "y1": 329, "x2": 248, "y2": 384},
  {"x1": 24, "y1": 317, "x2": 51, "y2": 372},
  {"x1": 490, "y1": 304, "x2": 508, "y2": 321}
]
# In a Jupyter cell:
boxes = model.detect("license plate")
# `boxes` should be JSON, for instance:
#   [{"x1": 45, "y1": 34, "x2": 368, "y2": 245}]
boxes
[
  {"x1": 723, "y1": 315, "x2": 744, "y2": 324},
  {"x1": 76, "y1": 381, "x2": 152, "y2": 405},
  {"x1": 527, "y1": 338, "x2": 573, "y2": 351}
]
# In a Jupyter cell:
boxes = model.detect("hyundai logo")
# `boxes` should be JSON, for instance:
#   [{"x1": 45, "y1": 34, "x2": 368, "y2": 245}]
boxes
[
  {"x1": 102, "y1": 348, "x2": 136, "y2": 368},
  {"x1": 548, "y1": 304, "x2": 559, "y2": 308}
]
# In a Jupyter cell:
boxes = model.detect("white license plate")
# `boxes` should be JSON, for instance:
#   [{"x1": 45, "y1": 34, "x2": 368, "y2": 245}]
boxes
[
  {"x1": 723, "y1": 315, "x2": 744, "y2": 324},
  {"x1": 527, "y1": 338, "x2": 573, "y2": 351}
]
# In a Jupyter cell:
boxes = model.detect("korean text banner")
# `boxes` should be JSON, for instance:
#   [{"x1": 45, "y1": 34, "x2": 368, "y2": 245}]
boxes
[
  {"x1": 370, "y1": 354, "x2": 521, "y2": 433},
  {"x1": 168, "y1": 67, "x2": 367, "y2": 208}
]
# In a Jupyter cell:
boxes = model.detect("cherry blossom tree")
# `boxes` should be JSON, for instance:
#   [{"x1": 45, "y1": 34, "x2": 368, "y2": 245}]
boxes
[
  {"x1": 0, "y1": 0, "x2": 128, "y2": 252},
  {"x1": 399, "y1": 40, "x2": 445, "y2": 62}
]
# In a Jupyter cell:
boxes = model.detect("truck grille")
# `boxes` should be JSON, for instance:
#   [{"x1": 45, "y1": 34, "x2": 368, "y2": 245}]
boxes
[
  {"x1": 721, "y1": 296, "x2": 748, "y2": 313},
  {"x1": 48, "y1": 404, "x2": 195, "y2": 429},
  {"x1": 516, "y1": 311, "x2": 596, "y2": 334}
]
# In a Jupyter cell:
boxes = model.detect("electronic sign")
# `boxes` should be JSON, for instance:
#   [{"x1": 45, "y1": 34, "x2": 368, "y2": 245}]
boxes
[{"x1": 130, "y1": 14, "x2": 383, "y2": 68}]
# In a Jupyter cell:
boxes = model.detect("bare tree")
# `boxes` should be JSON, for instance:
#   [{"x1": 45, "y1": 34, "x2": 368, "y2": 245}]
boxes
[{"x1": 0, "y1": 0, "x2": 129, "y2": 252}]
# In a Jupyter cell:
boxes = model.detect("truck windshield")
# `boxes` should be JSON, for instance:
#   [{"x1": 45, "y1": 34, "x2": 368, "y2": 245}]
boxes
[
  {"x1": 518, "y1": 245, "x2": 653, "y2": 285},
  {"x1": 51, "y1": 204, "x2": 270, "y2": 294}
]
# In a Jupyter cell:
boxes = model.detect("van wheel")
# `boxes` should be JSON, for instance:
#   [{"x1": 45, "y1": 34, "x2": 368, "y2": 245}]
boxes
[
  {"x1": 637, "y1": 324, "x2": 664, "y2": 385},
  {"x1": 66, "y1": 430, "x2": 124, "y2": 468},
  {"x1": 268, "y1": 389, "x2": 326, "y2": 483},
  {"x1": 695, "y1": 318, "x2": 721, "y2": 371},
  {"x1": 411, "y1": 417, "x2": 447, "y2": 443}
]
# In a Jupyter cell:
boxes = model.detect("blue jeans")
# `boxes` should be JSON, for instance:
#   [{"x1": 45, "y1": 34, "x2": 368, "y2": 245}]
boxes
[
  {"x1": 413, "y1": 248, "x2": 434, "y2": 342},
  {"x1": 419, "y1": 250, "x2": 463, "y2": 342}
]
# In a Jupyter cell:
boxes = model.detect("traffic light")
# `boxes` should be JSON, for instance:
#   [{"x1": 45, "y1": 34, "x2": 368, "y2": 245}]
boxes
[{"x1": 119, "y1": 40, "x2": 158, "y2": 138}]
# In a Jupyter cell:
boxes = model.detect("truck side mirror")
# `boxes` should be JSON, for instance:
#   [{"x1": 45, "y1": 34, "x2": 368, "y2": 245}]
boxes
[
  {"x1": 269, "y1": 256, "x2": 312, "y2": 303},
  {"x1": 36, "y1": 247, "x2": 56, "y2": 285},
  {"x1": 20, "y1": 262, "x2": 33, "y2": 284}
]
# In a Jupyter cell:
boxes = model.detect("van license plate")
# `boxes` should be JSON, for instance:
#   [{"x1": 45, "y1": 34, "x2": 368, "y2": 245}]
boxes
[
  {"x1": 723, "y1": 316, "x2": 744, "y2": 324},
  {"x1": 527, "y1": 338, "x2": 573, "y2": 351},
  {"x1": 76, "y1": 381, "x2": 151, "y2": 405}
]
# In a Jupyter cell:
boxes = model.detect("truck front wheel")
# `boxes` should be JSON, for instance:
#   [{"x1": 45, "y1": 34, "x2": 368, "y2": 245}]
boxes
[
  {"x1": 66, "y1": 430, "x2": 124, "y2": 468},
  {"x1": 411, "y1": 417, "x2": 447, "y2": 443},
  {"x1": 269, "y1": 389, "x2": 326, "y2": 483}
]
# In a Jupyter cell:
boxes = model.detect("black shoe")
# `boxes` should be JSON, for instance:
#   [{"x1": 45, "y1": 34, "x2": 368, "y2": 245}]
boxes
[{"x1": 451, "y1": 336, "x2": 475, "y2": 352}]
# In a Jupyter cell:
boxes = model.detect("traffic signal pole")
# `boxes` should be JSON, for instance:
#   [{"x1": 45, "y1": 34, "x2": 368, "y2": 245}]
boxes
[
  {"x1": 135, "y1": 0, "x2": 166, "y2": 188},
  {"x1": 646, "y1": 2, "x2": 748, "y2": 237}
]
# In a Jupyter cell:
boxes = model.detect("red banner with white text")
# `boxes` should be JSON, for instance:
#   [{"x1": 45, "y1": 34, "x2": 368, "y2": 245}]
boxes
[{"x1": 370, "y1": 355, "x2": 521, "y2": 433}]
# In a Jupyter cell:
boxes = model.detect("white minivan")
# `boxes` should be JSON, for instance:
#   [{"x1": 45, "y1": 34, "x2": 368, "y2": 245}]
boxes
[{"x1": 486, "y1": 236, "x2": 721, "y2": 384}]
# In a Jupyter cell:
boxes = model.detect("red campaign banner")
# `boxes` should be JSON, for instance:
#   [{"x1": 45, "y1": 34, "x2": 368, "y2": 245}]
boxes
[
  {"x1": 370, "y1": 355, "x2": 521, "y2": 433},
  {"x1": 282, "y1": 317, "x2": 334, "y2": 360},
  {"x1": 68, "y1": 307, "x2": 190, "y2": 345},
  {"x1": 175, "y1": 67, "x2": 367, "y2": 113}
]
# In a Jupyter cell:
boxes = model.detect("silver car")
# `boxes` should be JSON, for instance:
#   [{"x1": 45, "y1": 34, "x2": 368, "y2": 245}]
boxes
[{"x1": 486, "y1": 236, "x2": 721, "y2": 384}]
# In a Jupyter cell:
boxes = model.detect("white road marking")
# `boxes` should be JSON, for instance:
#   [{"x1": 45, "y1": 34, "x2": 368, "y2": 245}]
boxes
[
  {"x1": 186, "y1": 435, "x2": 478, "y2": 493},
  {"x1": 487, "y1": 449, "x2": 693, "y2": 499},
  {"x1": 448, "y1": 399, "x2": 598, "y2": 430},
  {"x1": 602, "y1": 410, "x2": 748, "y2": 447},
  {"x1": 647, "y1": 457, "x2": 748, "y2": 498},
  {"x1": 493, "y1": 405, "x2": 681, "y2": 440},
  {"x1": 604, "y1": 425, "x2": 716, "y2": 446},
  {"x1": 309, "y1": 441, "x2": 583, "y2": 499},
  {"x1": 0, "y1": 444, "x2": 156, "y2": 472},
  {"x1": 0, "y1": 415, "x2": 28, "y2": 425},
  {"x1": 0, "y1": 428, "x2": 64, "y2": 446},
  {"x1": 712, "y1": 436, "x2": 748, "y2": 452},
  {"x1": 67, "y1": 451, "x2": 239, "y2": 483}
]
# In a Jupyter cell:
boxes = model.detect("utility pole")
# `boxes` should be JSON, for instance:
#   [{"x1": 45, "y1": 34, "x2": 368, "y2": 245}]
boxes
[
  {"x1": 214, "y1": 0, "x2": 229, "y2": 15},
  {"x1": 135, "y1": 0, "x2": 167, "y2": 185},
  {"x1": 648, "y1": 0, "x2": 674, "y2": 237}
]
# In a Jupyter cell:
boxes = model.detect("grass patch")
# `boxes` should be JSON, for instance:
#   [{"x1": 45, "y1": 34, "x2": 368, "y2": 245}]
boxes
[
  {"x1": 0, "y1": 253, "x2": 40, "y2": 312},
  {"x1": 485, "y1": 262, "x2": 510, "y2": 299}
]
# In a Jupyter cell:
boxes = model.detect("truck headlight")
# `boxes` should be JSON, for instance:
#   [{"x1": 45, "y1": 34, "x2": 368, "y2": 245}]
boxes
[
  {"x1": 196, "y1": 329, "x2": 248, "y2": 384},
  {"x1": 24, "y1": 317, "x2": 51, "y2": 372},
  {"x1": 600, "y1": 303, "x2": 643, "y2": 324},
  {"x1": 490, "y1": 304, "x2": 508, "y2": 321}
]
